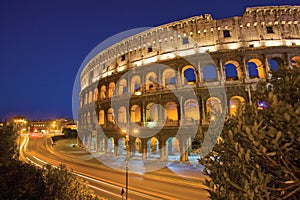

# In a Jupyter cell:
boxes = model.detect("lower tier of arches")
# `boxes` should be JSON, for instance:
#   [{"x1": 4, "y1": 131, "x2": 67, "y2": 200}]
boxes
[{"x1": 78, "y1": 128, "x2": 206, "y2": 162}]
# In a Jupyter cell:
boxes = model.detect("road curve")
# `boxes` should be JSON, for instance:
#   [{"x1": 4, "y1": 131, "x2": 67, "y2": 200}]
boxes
[{"x1": 20, "y1": 135, "x2": 209, "y2": 200}]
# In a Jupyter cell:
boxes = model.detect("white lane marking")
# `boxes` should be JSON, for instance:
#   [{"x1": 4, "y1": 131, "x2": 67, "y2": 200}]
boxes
[
  {"x1": 33, "y1": 156, "x2": 48, "y2": 165},
  {"x1": 88, "y1": 184, "x2": 125, "y2": 199},
  {"x1": 26, "y1": 157, "x2": 44, "y2": 168}
]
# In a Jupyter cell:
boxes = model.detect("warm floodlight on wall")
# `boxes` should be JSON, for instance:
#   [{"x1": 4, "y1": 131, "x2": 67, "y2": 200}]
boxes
[{"x1": 134, "y1": 91, "x2": 142, "y2": 96}]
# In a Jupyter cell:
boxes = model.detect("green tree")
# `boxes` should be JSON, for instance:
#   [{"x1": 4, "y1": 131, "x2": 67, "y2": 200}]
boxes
[
  {"x1": 43, "y1": 164, "x2": 100, "y2": 200},
  {"x1": 200, "y1": 69, "x2": 300, "y2": 199},
  {"x1": 0, "y1": 125, "x2": 18, "y2": 166}
]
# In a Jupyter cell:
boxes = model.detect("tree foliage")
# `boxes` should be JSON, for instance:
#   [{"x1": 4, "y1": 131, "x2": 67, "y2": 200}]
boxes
[
  {"x1": 0, "y1": 161, "x2": 45, "y2": 199},
  {"x1": 0, "y1": 125, "x2": 18, "y2": 166},
  {"x1": 43, "y1": 164, "x2": 100, "y2": 200},
  {"x1": 200, "y1": 69, "x2": 300, "y2": 199},
  {"x1": 62, "y1": 127, "x2": 78, "y2": 138},
  {"x1": 0, "y1": 125, "x2": 103, "y2": 200}
]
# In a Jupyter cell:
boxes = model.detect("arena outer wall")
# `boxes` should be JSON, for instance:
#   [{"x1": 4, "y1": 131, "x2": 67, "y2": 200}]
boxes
[{"x1": 78, "y1": 6, "x2": 300, "y2": 161}]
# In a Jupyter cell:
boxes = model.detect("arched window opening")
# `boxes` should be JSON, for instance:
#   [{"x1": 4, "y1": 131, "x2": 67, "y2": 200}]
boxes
[
  {"x1": 88, "y1": 91, "x2": 93, "y2": 104},
  {"x1": 118, "y1": 138, "x2": 126, "y2": 155},
  {"x1": 108, "y1": 82, "x2": 115, "y2": 98},
  {"x1": 206, "y1": 97, "x2": 222, "y2": 120},
  {"x1": 170, "y1": 77, "x2": 176, "y2": 84},
  {"x1": 94, "y1": 88, "x2": 98, "y2": 101},
  {"x1": 98, "y1": 138, "x2": 105, "y2": 153},
  {"x1": 165, "y1": 102, "x2": 178, "y2": 121},
  {"x1": 248, "y1": 62, "x2": 259, "y2": 78},
  {"x1": 89, "y1": 71, "x2": 93, "y2": 85},
  {"x1": 79, "y1": 115, "x2": 82, "y2": 129},
  {"x1": 184, "y1": 69, "x2": 196, "y2": 84},
  {"x1": 146, "y1": 103, "x2": 159, "y2": 122},
  {"x1": 130, "y1": 105, "x2": 141, "y2": 123},
  {"x1": 135, "y1": 138, "x2": 142, "y2": 154},
  {"x1": 107, "y1": 137, "x2": 114, "y2": 153},
  {"x1": 100, "y1": 85, "x2": 106, "y2": 99},
  {"x1": 84, "y1": 93, "x2": 88, "y2": 105},
  {"x1": 203, "y1": 65, "x2": 218, "y2": 82},
  {"x1": 91, "y1": 133, "x2": 97, "y2": 151},
  {"x1": 83, "y1": 113, "x2": 86, "y2": 128},
  {"x1": 229, "y1": 96, "x2": 246, "y2": 116},
  {"x1": 107, "y1": 108, "x2": 114, "y2": 123},
  {"x1": 146, "y1": 72, "x2": 158, "y2": 91},
  {"x1": 134, "y1": 84, "x2": 139, "y2": 91},
  {"x1": 163, "y1": 69, "x2": 176, "y2": 86},
  {"x1": 87, "y1": 112, "x2": 91, "y2": 124},
  {"x1": 184, "y1": 99, "x2": 200, "y2": 122},
  {"x1": 269, "y1": 57, "x2": 283, "y2": 71},
  {"x1": 99, "y1": 110, "x2": 105, "y2": 125},
  {"x1": 224, "y1": 60, "x2": 241, "y2": 81},
  {"x1": 147, "y1": 137, "x2": 159, "y2": 158},
  {"x1": 92, "y1": 112, "x2": 97, "y2": 124},
  {"x1": 182, "y1": 65, "x2": 197, "y2": 85},
  {"x1": 118, "y1": 106, "x2": 127, "y2": 124},
  {"x1": 118, "y1": 79, "x2": 127, "y2": 95},
  {"x1": 131, "y1": 76, "x2": 141, "y2": 94},
  {"x1": 247, "y1": 58, "x2": 265, "y2": 79},
  {"x1": 166, "y1": 137, "x2": 180, "y2": 160}
]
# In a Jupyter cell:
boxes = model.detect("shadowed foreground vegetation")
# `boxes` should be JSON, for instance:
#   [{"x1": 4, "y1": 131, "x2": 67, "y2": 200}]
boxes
[
  {"x1": 0, "y1": 126, "x2": 105, "y2": 200},
  {"x1": 200, "y1": 69, "x2": 300, "y2": 199}
]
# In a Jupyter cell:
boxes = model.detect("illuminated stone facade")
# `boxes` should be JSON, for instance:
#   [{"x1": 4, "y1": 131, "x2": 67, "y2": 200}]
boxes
[{"x1": 79, "y1": 6, "x2": 300, "y2": 161}]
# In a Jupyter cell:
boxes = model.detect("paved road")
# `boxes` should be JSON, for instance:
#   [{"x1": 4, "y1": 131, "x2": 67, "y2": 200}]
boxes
[{"x1": 21, "y1": 135, "x2": 209, "y2": 200}]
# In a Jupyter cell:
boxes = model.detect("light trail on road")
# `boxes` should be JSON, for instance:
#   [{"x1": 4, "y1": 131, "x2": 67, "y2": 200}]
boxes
[{"x1": 20, "y1": 135, "x2": 209, "y2": 200}]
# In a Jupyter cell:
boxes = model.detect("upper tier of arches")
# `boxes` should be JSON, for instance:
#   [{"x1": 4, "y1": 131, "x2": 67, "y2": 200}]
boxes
[{"x1": 80, "y1": 5, "x2": 300, "y2": 89}]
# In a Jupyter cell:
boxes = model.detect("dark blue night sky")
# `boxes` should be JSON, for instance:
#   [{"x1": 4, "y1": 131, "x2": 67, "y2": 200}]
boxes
[{"x1": 0, "y1": 0, "x2": 298, "y2": 121}]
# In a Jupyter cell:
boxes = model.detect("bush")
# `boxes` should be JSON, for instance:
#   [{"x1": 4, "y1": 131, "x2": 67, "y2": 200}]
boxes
[
  {"x1": 0, "y1": 125, "x2": 103, "y2": 200},
  {"x1": 62, "y1": 128, "x2": 77, "y2": 138},
  {"x1": 0, "y1": 125, "x2": 18, "y2": 166},
  {"x1": 43, "y1": 164, "x2": 100, "y2": 200},
  {"x1": 0, "y1": 161, "x2": 45, "y2": 199},
  {"x1": 200, "y1": 69, "x2": 300, "y2": 199}
]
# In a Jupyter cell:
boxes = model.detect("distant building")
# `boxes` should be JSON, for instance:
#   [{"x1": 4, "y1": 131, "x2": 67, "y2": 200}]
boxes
[
  {"x1": 30, "y1": 121, "x2": 48, "y2": 133},
  {"x1": 10, "y1": 116, "x2": 29, "y2": 134},
  {"x1": 60, "y1": 118, "x2": 77, "y2": 130},
  {"x1": 30, "y1": 118, "x2": 77, "y2": 133}
]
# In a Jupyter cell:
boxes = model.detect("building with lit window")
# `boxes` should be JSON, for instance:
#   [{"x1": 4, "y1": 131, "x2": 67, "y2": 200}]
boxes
[
  {"x1": 30, "y1": 118, "x2": 76, "y2": 133},
  {"x1": 11, "y1": 116, "x2": 28, "y2": 134},
  {"x1": 30, "y1": 121, "x2": 48, "y2": 133},
  {"x1": 78, "y1": 6, "x2": 300, "y2": 161}
]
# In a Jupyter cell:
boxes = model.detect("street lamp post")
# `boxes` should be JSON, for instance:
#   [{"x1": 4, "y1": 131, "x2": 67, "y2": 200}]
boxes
[
  {"x1": 125, "y1": 158, "x2": 129, "y2": 200},
  {"x1": 125, "y1": 132, "x2": 129, "y2": 200},
  {"x1": 122, "y1": 127, "x2": 138, "y2": 199},
  {"x1": 122, "y1": 129, "x2": 130, "y2": 200}
]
